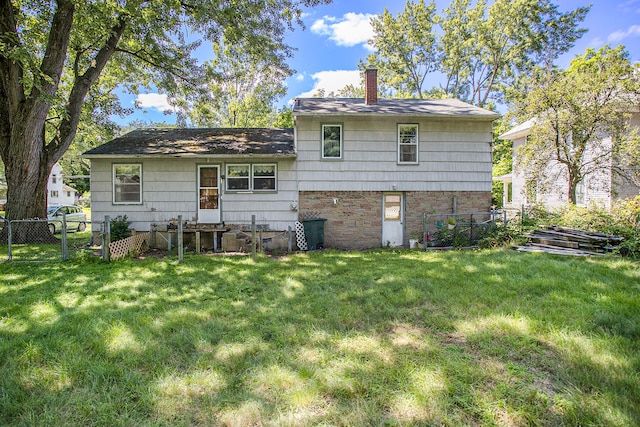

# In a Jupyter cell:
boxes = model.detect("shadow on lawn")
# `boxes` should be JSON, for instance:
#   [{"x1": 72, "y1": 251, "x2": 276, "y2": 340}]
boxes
[{"x1": 0, "y1": 250, "x2": 638, "y2": 425}]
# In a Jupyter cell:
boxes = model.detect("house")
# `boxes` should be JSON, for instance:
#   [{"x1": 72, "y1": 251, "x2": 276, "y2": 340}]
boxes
[
  {"x1": 84, "y1": 70, "x2": 499, "y2": 249},
  {"x1": 497, "y1": 116, "x2": 640, "y2": 209},
  {"x1": 48, "y1": 163, "x2": 78, "y2": 206}
]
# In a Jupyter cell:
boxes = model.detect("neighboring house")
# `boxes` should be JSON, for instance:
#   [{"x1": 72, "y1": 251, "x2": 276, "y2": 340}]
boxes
[
  {"x1": 48, "y1": 163, "x2": 78, "y2": 206},
  {"x1": 496, "y1": 116, "x2": 640, "y2": 209},
  {"x1": 84, "y1": 70, "x2": 499, "y2": 249}
]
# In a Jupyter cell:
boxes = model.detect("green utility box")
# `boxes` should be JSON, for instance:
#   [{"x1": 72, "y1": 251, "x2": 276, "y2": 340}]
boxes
[{"x1": 302, "y1": 218, "x2": 327, "y2": 250}]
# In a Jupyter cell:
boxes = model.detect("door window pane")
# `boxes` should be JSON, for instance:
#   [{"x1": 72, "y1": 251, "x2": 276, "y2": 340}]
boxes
[
  {"x1": 200, "y1": 168, "x2": 218, "y2": 187},
  {"x1": 199, "y1": 188, "x2": 219, "y2": 210},
  {"x1": 384, "y1": 194, "x2": 401, "y2": 220}
]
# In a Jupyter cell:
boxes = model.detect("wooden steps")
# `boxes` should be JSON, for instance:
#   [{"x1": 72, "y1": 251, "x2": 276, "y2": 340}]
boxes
[{"x1": 515, "y1": 226, "x2": 624, "y2": 256}]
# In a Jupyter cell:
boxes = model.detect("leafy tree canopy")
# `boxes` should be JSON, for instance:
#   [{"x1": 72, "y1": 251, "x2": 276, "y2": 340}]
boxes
[
  {"x1": 361, "y1": 0, "x2": 590, "y2": 107},
  {"x1": 515, "y1": 45, "x2": 640, "y2": 203},
  {"x1": 0, "y1": 0, "x2": 331, "y2": 231}
]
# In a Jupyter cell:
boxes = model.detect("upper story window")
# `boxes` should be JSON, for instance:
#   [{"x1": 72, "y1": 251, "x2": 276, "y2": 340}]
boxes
[
  {"x1": 398, "y1": 124, "x2": 419, "y2": 164},
  {"x1": 113, "y1": 163, "x2": 142, "y2": 204},
  {"x1": 226, "y1": 164, "x2": 277, "y2": 192},
  {"x1": 322, "y1": 124, "x2": 342, "y2": 159},
  {"x1": 50, "y1": 190, "x2": 59, "y2": 198},
  {"x1": 51, "y1": 175, "x2": 57, "y2": 184}
]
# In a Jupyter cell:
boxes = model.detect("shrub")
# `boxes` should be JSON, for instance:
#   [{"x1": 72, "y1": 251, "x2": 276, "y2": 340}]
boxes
[{"x1": 110, "y1": 215, "x2": 132, "y2": 241}]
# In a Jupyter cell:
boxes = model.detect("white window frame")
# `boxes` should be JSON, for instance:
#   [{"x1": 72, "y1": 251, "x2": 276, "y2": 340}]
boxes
[
  {"x1": 252, "y1": 163, "x2": 277, "y2": 191},
  {"x1": 225, "y1": 163, "x2": 277, "y2": 192},
  {"x1": 112, "y1": 163, "x2": 142, "y2": 205},
  {"x1": 322, "y1": 124, "x2": 343, "y2": 159},
  {"x1": 398, "y1": 124, "x2": 419, "y2": 164},
  {"x1": 226, "y1": 164, "x2": 251, "y2": 191}
]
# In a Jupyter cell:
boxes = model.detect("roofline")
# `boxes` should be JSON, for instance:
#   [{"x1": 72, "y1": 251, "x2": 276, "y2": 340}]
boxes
[
  {"x1": 82, "y1": 153, "x2": 298, "y2": 159},
  {"x1": 293, "y1": 112, "x2": 500, "y2": 121}
]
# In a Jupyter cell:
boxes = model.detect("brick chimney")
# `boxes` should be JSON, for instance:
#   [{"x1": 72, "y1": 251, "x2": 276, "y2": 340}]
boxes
[{"x1": 365, "y1": 69, "x2": 378, "y2": 105}]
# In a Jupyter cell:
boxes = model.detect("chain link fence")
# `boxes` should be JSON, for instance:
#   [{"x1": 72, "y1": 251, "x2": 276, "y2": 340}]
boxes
[
  {"x1": 1, "y1": 215, "x2": 96, "y2": 262},
  {"x1": 417, "y1": 210, "x2": 508, "y2": 249}
]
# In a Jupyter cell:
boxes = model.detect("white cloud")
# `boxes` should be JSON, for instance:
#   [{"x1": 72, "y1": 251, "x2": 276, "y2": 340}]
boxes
[
  {"x1": 294, "y1": 70, "x2": 361, "y2": 98},
  {"x1": 311, "y1": 12, "x2": 375, "y2": 49},
  {"x1": 607, "y1": 24, "x2": 640, "y2": 43},
  {"x1": 134, "y1": 93, "x2": 176, "y2": 113},
  {"x1": 295, "y1": 73, "x2": 305, "y2": 82}
]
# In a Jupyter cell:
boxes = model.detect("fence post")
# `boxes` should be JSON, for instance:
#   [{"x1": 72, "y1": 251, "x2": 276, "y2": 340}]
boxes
[
  {"x1": 469, "y1": 214, "x2": 474, "y2": 243},
  {"x1": 422, "y1": 213, "x2": 427, "y2": 250},
  {"x1": 251, "y1": 215, "x2": 257, "y2": 259},
  {"x1": 287, "y1": 226, "x2": 292, "y2": 253},
  {"x1": 178, "y1": 215, "x2": 183, "y2": 263},
  {"x1": 7, "y1": 220, "x2": 12, "y2": 261},
  {"x1": 103, "y1": 215, "x2": 111, "y2": 262},
  {"x1": 61, "y1": 213, "x2": 68, "y2": 261}
]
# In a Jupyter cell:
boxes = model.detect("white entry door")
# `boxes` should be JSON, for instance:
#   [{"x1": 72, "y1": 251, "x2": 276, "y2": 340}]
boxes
[
  {"x1": 382, "y1": 192, "x2": 403, "y2": 247},
  {"x1": 198, "y1": 165, "x2": 221, "y2": 223}
]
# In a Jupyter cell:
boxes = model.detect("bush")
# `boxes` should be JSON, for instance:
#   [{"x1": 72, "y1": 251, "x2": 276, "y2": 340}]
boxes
[{"x1": 110, "y1": 215, "x2": 132, "y2": 241}]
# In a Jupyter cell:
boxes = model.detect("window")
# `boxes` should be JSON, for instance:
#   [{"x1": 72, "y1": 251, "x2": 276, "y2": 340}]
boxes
[
  {"x1": 253, "y1": 164, "x2": 276, "y2": 190},
  {"x1": 52, "y1": 175, "x2": 57, "y2": 184},
  {"x1": 113, "y1": 164, "x2": 142, "y2": 204},
  {"x1": 398, "y1": 124, "x2": 418, "y2": 164},
  {"x1": 226, "y1": 164, "x2": 277, "y2": 192},
  {"x1": 322, "y1": 124, "x2": 342, "y2": 159},
  {"x1": 50, "y1": 190, "x2": 59, "y2": 198},
  {"x1": 226, "y1": 165, "x2": 250, "y2": 190},
  {"x1": 66, "y1": 191, "x2": 71, "y2": 197}
]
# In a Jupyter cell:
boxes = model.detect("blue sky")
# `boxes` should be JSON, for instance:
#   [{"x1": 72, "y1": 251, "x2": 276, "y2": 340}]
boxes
[{"x1": 126, "y1": 0, "x2": 640, "y2": 125}]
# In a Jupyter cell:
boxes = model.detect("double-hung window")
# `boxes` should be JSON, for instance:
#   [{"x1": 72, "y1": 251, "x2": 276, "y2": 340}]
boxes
[
  {"x1": 113, "y1": 163, "x2": 142, "y2": 204},
  {"x1": 398, "y1": 124, "x2": 419, "y2": 164},
  {"x1": 226, "y1": 164, "x2": 277, "y2": 192},
  {"x1": 322, "y1": 124, "x2": 343, "y2": 159}
]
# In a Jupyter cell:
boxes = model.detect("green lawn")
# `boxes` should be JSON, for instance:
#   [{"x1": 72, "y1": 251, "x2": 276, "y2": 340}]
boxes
[{"x1": 1, "y1": 249, "x2": 638, "y2": 426}]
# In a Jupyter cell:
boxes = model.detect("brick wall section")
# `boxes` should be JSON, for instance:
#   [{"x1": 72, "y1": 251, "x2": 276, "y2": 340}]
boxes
[
  {"x1": 299, "y1": 190, "x2": 491, "y2": 249},
  {"x1": 299, "y1": 191, "x2": 382, "y2": 249}
]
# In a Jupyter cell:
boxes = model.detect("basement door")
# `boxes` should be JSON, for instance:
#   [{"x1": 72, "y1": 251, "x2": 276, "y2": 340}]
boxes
[
  {"x1": 197, "y1": 165, "x2": 221, "y2": 223},
  {"x1": 382, "y1": 192, "x2": 403, "y2": 247}
]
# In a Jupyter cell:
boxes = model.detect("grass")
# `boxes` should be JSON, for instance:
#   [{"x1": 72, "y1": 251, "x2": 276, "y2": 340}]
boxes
[{"x1": 1, "y1": 249, "x2": 639, "y2": 426}]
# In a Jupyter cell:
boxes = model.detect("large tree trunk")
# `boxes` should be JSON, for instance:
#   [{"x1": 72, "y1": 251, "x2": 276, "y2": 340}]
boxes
[{"x1": 1, "y1": 126, "x2": 58, "y2": 244}]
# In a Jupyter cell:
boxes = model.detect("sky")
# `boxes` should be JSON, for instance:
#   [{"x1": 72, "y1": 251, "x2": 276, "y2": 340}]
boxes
[{"x1": 124, "y1": 0, "x2": 640, "y2": 126}]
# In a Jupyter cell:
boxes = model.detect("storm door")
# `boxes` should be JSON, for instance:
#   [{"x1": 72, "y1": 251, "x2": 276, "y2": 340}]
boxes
[{"x1": 197, "y1": 165, "x2": 220, "y2": 223}]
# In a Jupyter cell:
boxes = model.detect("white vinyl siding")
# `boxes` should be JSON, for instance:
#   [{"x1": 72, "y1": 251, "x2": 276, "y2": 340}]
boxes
[
  {"x1": 90, "y1": 158, "x2": 297, "y2": 232},
  {"x1": 296, "y1": 116, "x2": 493, "y2": 192},
  {"x1": 113, "y1": 163, "x2": 142, "y2": 204}
]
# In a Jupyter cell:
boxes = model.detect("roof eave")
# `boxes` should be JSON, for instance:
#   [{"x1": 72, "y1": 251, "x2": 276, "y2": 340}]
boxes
[{"x1": 82, "y1": 153, "x2": 298, "y2": 159}]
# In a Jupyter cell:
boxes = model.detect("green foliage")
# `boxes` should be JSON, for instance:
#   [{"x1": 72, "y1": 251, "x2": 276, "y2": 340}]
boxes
[
  {"x1": 110, "y1": 215, "x2": 132, "y2": 242},
  {"x1": 0, "y1": 0, "x2": 332, "y2": 223},
  {"x1": 363, "y1": 0, "x2": 590, "y2": 106},
  {"x1": 515, "y1": 45, "x2": 640, "y2": 203},
  {"x1": 363, "y1": 0, "x2": 439, "y2": 98}
]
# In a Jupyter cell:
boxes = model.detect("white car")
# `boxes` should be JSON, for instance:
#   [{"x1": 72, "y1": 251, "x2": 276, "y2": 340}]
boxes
[{"x1": 47, "y1": 205, "x2": 87, "y2": 234}]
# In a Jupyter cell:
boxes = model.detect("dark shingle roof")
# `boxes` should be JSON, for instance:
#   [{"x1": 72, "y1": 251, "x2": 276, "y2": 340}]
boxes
[
  {"x1": 293, "y1": 97, "x2": 499, "y2": 119},
  {"x1": 83, "y1": 128, "x2": 295, "y2": 157}
]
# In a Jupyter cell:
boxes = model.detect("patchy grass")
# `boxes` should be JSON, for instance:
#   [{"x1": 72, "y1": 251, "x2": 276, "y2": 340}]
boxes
[{"x1": 1, "y1": 249, "x2": 638, "y2": 426}]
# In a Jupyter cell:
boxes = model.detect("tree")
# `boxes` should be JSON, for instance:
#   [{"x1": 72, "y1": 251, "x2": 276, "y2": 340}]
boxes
[
  {"x1": 442, "y1": 0, "x2": 590, "y2": 106},
  {"x1": 0, "y1": 0, "x2": 330, "y2": 242},
  {"x1": 515, "y1": 45, "x2": 640, "y2": 204},
  {"x1": 363, "y1": 0, "x2": 590, "y2": 106},
  {"x1": 185, "y1": 41, "x2": 291, "y2": 128},
  {"x1": 362, "y1": 0, "x2": 440, "y2": 98}
]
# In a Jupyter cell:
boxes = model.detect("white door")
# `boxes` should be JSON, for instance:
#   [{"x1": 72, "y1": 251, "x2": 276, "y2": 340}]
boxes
[
  {"x1": 382, "y1": 192, "x2": 403, "y2": 247},
  {"x1": 198, "y1": 165, "x2": 220, "y2": 223}
]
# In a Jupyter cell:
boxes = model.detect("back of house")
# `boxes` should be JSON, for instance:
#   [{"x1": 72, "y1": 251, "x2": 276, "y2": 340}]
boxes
[{"x1": 84, "y1": 70, "x2": 498, "y2": 250}]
